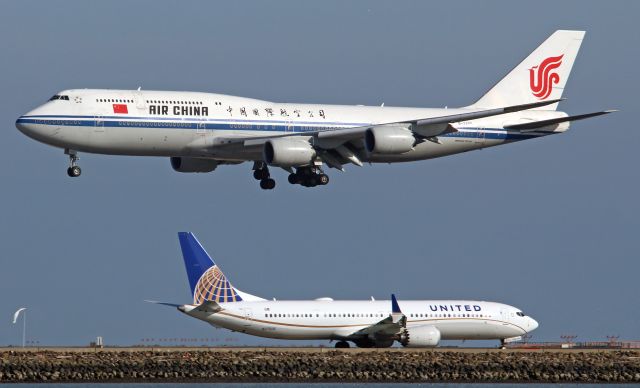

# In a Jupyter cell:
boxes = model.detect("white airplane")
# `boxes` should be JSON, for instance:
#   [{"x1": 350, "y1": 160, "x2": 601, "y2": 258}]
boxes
[
  {"x1": 16, "y1": 30, "x2": 612, "y2": 190},
  {"x1": 148, "y1": 232, "x2": 539, "y2": 348}
]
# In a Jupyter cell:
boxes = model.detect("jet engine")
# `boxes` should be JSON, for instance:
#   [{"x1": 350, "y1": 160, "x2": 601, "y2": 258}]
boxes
[
  {"x1": 263, "y1": 138, "x2": 316, "y2": 167},
  {"x1": 170, "y1": 157, "x2": 218, "y2": 173},
  {"x1": 399, "y1": 325, "x2": 441, "y2": 347},
  {"x1": 365, "y1": 126, "x2": 415, "y2": 154}
]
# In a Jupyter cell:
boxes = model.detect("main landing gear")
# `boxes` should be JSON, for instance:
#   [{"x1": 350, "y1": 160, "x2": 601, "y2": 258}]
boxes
[
  {"x1": 287, "y1": 167, "x2": 329, "y2": 188},
  {"x1": 335, "y1": 341, "x2": 350, "y2": 349},
  {"x1": 253, "y1": 162, "x2": 276, "y2": 190},
  {"x1": 252, "y1": 163, "x2": 330, "y2": 190},
  {"x1": 65, "y1": 149, "x2": 81, "y2": 177}
]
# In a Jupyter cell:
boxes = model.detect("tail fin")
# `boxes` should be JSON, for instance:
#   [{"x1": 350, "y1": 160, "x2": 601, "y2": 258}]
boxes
[
  {"x1": 472, "y1": 30, "x2": 585, "y2": 111},
  {"x1": 178, "y1": 232, "x2": 263, "y2": 304}
]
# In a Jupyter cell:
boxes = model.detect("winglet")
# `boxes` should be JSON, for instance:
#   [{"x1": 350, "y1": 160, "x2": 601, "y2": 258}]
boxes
[{"x1": 391, "y1": 294, "x2": 402, "y2": 314}]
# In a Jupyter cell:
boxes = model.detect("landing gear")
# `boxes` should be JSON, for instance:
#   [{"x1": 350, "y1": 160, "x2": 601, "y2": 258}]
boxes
[
  {"x1": 259, "y1": 178, "x2": 276, "y2": 190},
  {"x1": 335, "y1": 341, "x2": 350, "y2": 349},
  {"x1": 252, "y1": 162, "x2": 275, "y2": 190},
  {"x1": 65, "y1": 150, "x2": 81, "y2": 177},
  {"x1": 500, "y1": 339, "x2": 506, "y2": 350},
  {"x1": 67, "y1": 166, "x2": 81, "y2": 177},
  {"x1": 288, "y1": 167, "x2": 329, "y2": 188}
]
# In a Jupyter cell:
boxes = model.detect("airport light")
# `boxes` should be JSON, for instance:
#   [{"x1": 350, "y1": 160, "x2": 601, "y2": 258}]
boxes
[
  {"x1": 560, "y1": 334, "x2": 578, "y2": 344},
  {"x1": 12, "y1": 308, "x2": 27, "y2": 348}
]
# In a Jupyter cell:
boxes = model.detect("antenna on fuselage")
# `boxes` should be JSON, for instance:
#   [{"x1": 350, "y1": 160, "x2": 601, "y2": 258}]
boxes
[{"x1": 137, "y1": 86, "x2": 142, "y2": 91}]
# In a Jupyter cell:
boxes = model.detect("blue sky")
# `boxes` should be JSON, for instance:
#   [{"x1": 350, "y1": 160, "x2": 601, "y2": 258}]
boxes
[{"x1": 1, "y1": 0, "x2": 638, "y2": 346}]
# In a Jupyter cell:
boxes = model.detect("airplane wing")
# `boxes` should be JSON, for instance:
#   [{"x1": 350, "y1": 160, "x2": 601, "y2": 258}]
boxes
[
  {"x1": 345, "y1": 294, "x2": 407, "y2": 340},
  {"x1": 504, "y1": 110, "x2": 616, "y2": 131},
  {"x1": 211, "y1": 99, "x2": 562, "y2": 169}
]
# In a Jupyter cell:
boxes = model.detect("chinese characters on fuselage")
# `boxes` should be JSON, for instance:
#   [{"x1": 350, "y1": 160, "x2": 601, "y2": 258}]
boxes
[{"x1": 148, "y1": 103, "x2": 326, "y2": 119}]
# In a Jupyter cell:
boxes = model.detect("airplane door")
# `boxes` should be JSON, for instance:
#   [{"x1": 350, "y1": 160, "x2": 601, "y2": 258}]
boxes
[
  {"x1": 94, "y1": 115, "x2": 105, "y2": 133},
  {"x1": 240, "y1": 308, "x2": 253, "y2": 328},
  {"x1": 134, "y1": 90, "x2": 146, "y2": 112}
]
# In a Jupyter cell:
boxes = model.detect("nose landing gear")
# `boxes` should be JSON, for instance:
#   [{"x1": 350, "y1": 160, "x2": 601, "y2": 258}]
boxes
[{"x1": 65, "y1": 150, "x2": 81, "y2": 177}]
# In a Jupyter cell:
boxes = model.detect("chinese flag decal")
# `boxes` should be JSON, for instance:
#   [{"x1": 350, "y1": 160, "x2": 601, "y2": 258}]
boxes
[{"x1": 113, "y1": 104, "x2": 128, "y2": 114}]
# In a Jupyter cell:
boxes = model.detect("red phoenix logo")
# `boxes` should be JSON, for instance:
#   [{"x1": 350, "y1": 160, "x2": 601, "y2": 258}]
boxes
[{"x1": 529, "y1": 54, "x2": 563, "y2": 100}]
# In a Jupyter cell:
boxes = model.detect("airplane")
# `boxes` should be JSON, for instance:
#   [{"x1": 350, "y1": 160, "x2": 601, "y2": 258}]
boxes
[
  {"x1": 16, "y1": 30, "x2": 613, "y2": 190},
  {"x1": 147, "y1": 232, "x2": 539, "y2": 348}
]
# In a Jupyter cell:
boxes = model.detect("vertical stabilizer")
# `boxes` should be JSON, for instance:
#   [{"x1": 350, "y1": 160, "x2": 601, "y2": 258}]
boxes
[
  {"x1": 178, "y1": 232, "x2": 264, "y2": 304},
  {"x1": 472, "y1": 30, "x2": 585, "y2": 111}
]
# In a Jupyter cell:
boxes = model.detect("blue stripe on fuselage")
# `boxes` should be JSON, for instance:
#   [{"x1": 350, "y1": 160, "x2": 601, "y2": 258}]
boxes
[{"x1": 15, "y1": 116, "x2": 547, "y2": 140}]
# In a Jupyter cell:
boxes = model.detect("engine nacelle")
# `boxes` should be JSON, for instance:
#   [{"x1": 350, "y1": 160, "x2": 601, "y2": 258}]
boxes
[
  {"x1": 170, "y1": 157, "x2": 218, "y2": 173},
  {"x1": 263, "y1": 138, "x2": 316, "y2": 167},
  {"x1": 365, "y1": 126, "x2": 415, "y2": 154},
  {"x1": 400, "y1": 325, "x2": 441, "y2": 348}
]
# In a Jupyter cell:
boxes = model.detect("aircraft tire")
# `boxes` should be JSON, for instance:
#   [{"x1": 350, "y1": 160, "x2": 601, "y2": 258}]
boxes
[
  {"x1": 254, "y1": 169, "x2": 269, "y2": 180},
  {"x1": 67, "y1": 166, "x2": 81, "y2": 177},
  {"x1": 335, "y1": 341, "x2": 350, "y2": 348},
  {"x1": 260, "y1": 178, "x2": 276, "y2": 190},
  {"x1": 288, "y1": 173, "x2": 299, "y2": 184},
  {"x1": 319, "y1": 174, "x2": 329, "y2": 185}
]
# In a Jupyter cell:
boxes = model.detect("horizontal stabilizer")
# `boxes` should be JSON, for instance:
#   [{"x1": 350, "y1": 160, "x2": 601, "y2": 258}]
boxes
[
  {"x1": 505, "y1": 110, "x2": 616, "y2": 131},
  {"x1": 144, "y1": 300, "x2": 182, "y2": 308}
]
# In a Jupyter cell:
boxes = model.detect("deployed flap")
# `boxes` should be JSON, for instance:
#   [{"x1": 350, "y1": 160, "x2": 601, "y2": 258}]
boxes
[{"x1": 504, "y1": 110, "x2": 616, "y2": 131}]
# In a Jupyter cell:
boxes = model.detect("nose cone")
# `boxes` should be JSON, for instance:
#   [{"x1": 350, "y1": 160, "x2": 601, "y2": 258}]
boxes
[
  {"x1": 16, "y1": 114, "x2": 37, "y2": 138},
  {"x1": 16, "y1": 106, "x2": 52, "y2": 143},
  {"x1": 527, "y1": 317, "x2": 539, "y2": 332}
]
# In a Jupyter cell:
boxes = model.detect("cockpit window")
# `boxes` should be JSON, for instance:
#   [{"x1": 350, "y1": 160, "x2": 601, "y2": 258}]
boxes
[
  {"x1": 516, "y1": 312, "x2": 525, "y2": 317},
  {"x1": 49, "y1": 95, "x2": 70, "y2": 101}
]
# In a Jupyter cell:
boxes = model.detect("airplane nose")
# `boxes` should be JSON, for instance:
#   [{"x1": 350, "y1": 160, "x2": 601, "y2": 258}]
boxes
[
  {"x1": 15, "y1": 115, "x2": 32, "y2": 135},
  {"x1": 528, "y1": 317, "x2": 539, "y2": 331},
  {"x1": 15, "y1": 107, "x2": 52, "y2": 142}
]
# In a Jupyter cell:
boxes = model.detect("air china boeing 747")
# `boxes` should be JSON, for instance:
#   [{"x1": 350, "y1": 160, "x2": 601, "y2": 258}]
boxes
[
  {"x1": 16, "y1": 30, "x2": 611, "y2": 190},
  {"x1": 148, "y1": 232, "x2": 538, "y2": 348}
]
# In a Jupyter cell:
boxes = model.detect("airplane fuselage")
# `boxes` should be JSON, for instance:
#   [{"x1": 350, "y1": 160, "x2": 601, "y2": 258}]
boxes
[
  {"x1": 183, "y1": 299, "x2": 537, "y2": 342},
  {"x1": 16, "y1": 89, "x2": 564, "y2": 164}
]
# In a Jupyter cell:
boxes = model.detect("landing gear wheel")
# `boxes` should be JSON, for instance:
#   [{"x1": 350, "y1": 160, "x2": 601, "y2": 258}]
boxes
[
  {"x1": 335, "y1": 341, "x2": 350, "y2": 349},
  {"x1": 67, "y1": 166, "x2": 81, "y2": 177},
  {"x1": 287, "y1": 173, "x2": 299, "y2": 185},
  {"x1": 260, "y1": 178, "x2": 276, "y2": 190},
  {"x1": 254, "y1": 169, "x2": 270, "y2": 180},
  {"x1": 318, "y1": 174, "x2": 329, "y2": 185},
  {"x1": 65, "y1": 150, "x2": 81, "y2": 177}
]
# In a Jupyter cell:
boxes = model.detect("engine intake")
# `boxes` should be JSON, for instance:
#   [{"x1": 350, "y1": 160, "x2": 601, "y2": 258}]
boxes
[
  {"x1": 263, "y1": 138, "x2": 316, "y2": 167},
  {"x1": 400, "y1": 325, "x2": 441, "y2": 348},
  {"x1": 170, "y1": 157, "x2": 218, "y2": 173},
  {"x1": 365, "y1": 126, "x2": 415, "y2": 154}
]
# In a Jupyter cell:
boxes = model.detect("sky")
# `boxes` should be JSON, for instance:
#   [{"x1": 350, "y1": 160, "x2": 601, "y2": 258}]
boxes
[{"x1": 0, "y1": 0, "x2": 638, "y2": 347}]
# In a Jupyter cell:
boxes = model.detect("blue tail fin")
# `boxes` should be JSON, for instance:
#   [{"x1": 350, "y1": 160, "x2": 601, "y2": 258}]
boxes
[{"x1": 178, "y1": 232, "x2": 243, "y2": 304}]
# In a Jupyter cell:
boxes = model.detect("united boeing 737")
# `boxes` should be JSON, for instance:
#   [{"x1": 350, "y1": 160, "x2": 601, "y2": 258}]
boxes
[
  {"x1": 16, "y1": 30, "x2": 612, "y2": 190},
  {"x1": 148, "y1": 232, "x2": 538, "y2": 348}
]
